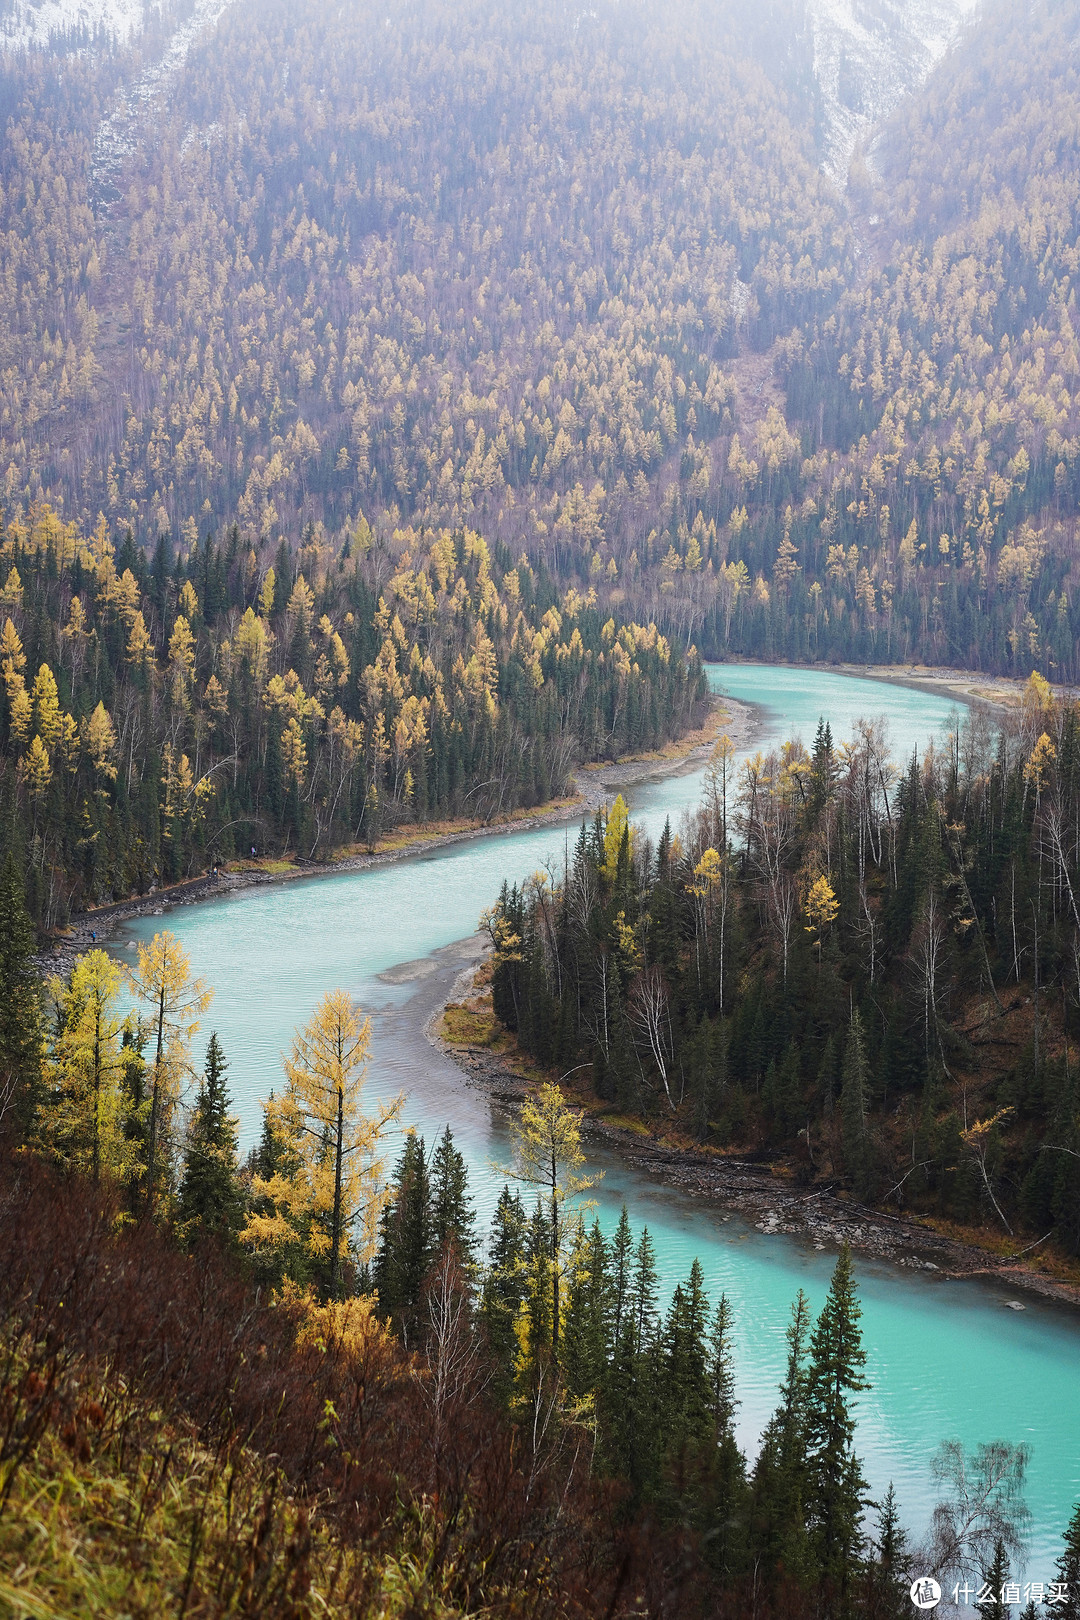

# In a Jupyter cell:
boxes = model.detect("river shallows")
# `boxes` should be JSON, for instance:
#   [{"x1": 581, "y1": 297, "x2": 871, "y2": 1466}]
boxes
[{"x1": 113, "y1": 664, "x2": 1080, "y2": 1573}]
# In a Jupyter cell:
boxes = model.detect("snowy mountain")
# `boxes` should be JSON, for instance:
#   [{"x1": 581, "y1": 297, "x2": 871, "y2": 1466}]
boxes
[
  {"x1": 806, "y1": 0, "x2": 980, "y2": 184},
  {"x1": 0, "y1": 0, "x2": 145, "y2": 50}
]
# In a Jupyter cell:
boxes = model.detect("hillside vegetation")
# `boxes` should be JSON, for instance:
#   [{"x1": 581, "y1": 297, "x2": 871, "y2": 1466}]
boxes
[
  {"x1": 488, "y1": 678, "x2": 1080, "y2": 1264},
  {"x1": 2, "y1": 0, "x2": 1080, "y2": 676},
  {"x1": 0, "y1": 504, "x2": 703, "y2": 918}
]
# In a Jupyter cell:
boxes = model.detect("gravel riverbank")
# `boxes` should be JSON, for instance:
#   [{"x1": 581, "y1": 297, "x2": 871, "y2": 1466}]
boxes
[{"x1": 437, "y1": 1028, "x2": 1080, "y2": 1313}]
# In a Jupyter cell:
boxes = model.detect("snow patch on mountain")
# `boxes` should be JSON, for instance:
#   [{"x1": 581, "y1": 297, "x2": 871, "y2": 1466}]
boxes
[
  {"x1": 92, "y1": 0, "x2": 234, "y2": 201},
  {"x1": 0, "y1": 0, "x2": 144, "y2": 50},
  {"x1": 807, "y1": 0, "x2": 980, "y2": 186}
]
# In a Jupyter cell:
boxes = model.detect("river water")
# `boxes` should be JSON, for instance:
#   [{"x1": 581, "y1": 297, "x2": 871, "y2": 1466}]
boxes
[{"x1": 111, "y1": 664, "x2": 1079, "y2": 1575}]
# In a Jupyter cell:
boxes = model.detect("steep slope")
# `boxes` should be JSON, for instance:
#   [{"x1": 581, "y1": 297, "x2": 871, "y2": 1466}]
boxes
[
  {"x1": 807, "y1": 0, "x2": 980, "y2": 184},
  {"x1": 0, "y1": 0, "x2": 144, "y2": 50}
]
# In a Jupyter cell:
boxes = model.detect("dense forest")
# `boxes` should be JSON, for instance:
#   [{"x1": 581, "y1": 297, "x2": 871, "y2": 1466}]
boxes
[
  {"x1": 0, "y1": 503, "x2": 704, "y2": 918},
  {"x1": 487, "y1": 677, "x2": 1080, "y2": 1258},
  {"x1": 2, "y1": 865, "x2": 1076, "y2": 1617},
  {"x1": 3, "y1": 0, "x2": 1080, "y2": 674}
]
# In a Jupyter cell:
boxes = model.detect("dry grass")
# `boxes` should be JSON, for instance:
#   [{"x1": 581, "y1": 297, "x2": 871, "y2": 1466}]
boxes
[{"x1": 441, "y1": 997, "x2": 507, "y2": 1050}]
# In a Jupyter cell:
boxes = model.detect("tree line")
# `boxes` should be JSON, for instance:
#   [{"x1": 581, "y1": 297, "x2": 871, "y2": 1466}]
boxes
[
  {"x1": 0, "y1": 504, "x2": 705, "y2": 923},
  {"x1": 487, "y1": 675, "x2": 1080, "y2": 1256}
]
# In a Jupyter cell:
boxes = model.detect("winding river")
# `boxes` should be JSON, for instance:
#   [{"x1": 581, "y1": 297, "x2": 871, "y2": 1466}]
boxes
[{"x1": 111, "y1": 664, "x2": 1080, "y2": 1574}]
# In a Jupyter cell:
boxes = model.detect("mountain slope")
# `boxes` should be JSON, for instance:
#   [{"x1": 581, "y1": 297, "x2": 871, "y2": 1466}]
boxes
[{"x1": 807, "y1": 0, "x2": 980, "y2": 183}]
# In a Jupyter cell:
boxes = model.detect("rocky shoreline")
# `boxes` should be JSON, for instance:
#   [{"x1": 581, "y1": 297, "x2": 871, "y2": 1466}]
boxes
[{"x1": 438, "y1": 1033, "x2": 1080, "y2": 1313}]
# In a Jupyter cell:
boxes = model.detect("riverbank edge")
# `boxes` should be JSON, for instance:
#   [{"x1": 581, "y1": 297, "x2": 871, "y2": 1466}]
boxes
[
  {"x1": 721, "y1": 656, "x2": 1079, "y2": 712},
  {"x1": 431, "y1": 970, "x2": 1080, "y2": 1313},
  {"x1": 42, "y1": 691, "x2": 754, "y2": 971},
  {"x1": 49, "y1": 654, "x2": 1018, "y2": 960}
]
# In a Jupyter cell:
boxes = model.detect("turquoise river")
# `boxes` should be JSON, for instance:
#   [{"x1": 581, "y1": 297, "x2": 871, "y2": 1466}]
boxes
[{"x1": 110, "y1": 663, "x2": 1079, "y2": 1577}]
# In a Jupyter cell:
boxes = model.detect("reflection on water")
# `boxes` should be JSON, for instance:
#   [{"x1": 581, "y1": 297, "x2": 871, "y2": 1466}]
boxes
[{"x1": 111, "y1": 665, "x2": 1080, "y2": 1570}]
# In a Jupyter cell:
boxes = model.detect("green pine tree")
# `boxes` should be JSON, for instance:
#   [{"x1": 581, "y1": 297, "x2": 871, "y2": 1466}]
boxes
[
  {"x1": 0, "y1": 843, "x2": 44, "y2": 1135},
  {"x1": 982, "y1": 1538, "x2": 1009, "y2": 1620},
  {"x1": 1055, "y1": 1499, "x2": 1080, "y2": 1620},
  {"x1": 560, "y1": 1217, "x2": 612, "y2": 1403},
  {"x1": 480, "y1": 1185, "x2": 528, "y2": 1400},
  {"x1": 703, "y1": 1291, "x2": 748, "y2": 1577},
  {"x1": 661, "y1": 1258, "x2": 712, "y2": 1484},
  {"x1": 840, "y1": 1011, "x2": 873, "y2": 1197},
  {"x1": 862, "y1": 1485, "x2": 910, "y2": 1620},
  {"x1": 752, "y1": 1288, "x2": 813, "y2": 1587},
  {"x1": 606, "y1": 1225, "x2": 662, "y2": 1499},
  {"x1": 373, "y1": 1131, "x2": 432, "y2": 1327},
  {"x1": 177, "y1": 1033, "x2": 244, "y2": 1244},
  {"x1": 804, "y1": 1246, "x2": 871, "y2": 1608},
  {"x1": 429, "y1": 1123, "x2": 476, "y2": 1269}
]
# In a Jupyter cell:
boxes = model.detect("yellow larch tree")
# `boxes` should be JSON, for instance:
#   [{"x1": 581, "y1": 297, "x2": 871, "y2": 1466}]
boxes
[
  {"x1": 126, "y1": 931, "x2": 213, "y2": 1209},
  {"x1": 40, "y1": 950, "x2": 144, "y2": 1184},
  {"x1": 242, "y1": 989, "x2": 401, "y2": 1299},
  {"x1": 804, "y1": 873, "x2": 840, "y2": 962},
  {"x1": 500, "y1": 1082, "x2": 601, "y2": 1355}
]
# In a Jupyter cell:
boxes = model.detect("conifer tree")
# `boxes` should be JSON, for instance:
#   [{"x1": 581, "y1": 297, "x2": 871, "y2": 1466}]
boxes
[
  {"x1": 863, "y1": 1485, "x2": 910, "y2": 1620},
  {"x1": 242, "y1": 990, "x2": 401, "y2": 1299},
  {"x1": 609, "y1": 1205, "x2": 634, "y2": 1347},
  {"x1": 518, "y1": 1199, "x2": 553, "y2": 1392},
  {"x1": 501, "y1": 1081, "x2": 600, "y2": 1353},
  {"x1": 606, "y1": 1225, "x2": 662, "y2": 1497},
  {"x1": 1055, "y1": 1500, "x2": 1080, "y2": 1620},
  {"x1": 704, "y1": 1291, "x2": 748, "y2": 1576},
  {"x1": 41, "y1": 950, "x2": 142, "y2": 1185},
  {"x1": 561, "y1": 1218, "x2": 612, "y2": 1403},
  {"x1": 430, "y1": 1123, "x2": 476, "y2": 1269},
  {"x1": 752, "y1": 1288, "x2": 813, "y2": 1586},
  {"x1": 804, "y1": 1246, "x2": 870, "y2": 1604},
  {"x1": 661, "y1": 1258, "x2": 712, "y2": 1478},
  {"x1": 374, "y1": 1131, "x2": 433, "y2": 1323},
  {"x1": 480, "y1": 1185, "x2": 528, "y2": 1397},
  {"x1": 840, "y1": 1010, "x2": 873, "y2": 1197},
  {"x1": 0, "y1": 843, "x2": 44, "y2": 1134},
  {"x1": 126, "y1": 930, "x2": 213, "y2": 1209},
  {"x1": 982, "y1": 1539, "x2": 1009, "y2": 1620},
  {"x1": 177, "y1": 1033, "x2": 243, "y2": 1244}
]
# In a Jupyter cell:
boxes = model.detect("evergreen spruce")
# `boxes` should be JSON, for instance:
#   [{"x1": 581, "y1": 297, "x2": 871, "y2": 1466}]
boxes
[
  {"x1": 1055, "y1": 1499, "x2": 1080, "y2": 1620},
  {"x1": 752, "y1": 1288, "x2": 813, "y2": 1585},
  {"x1": 982, "y1": 1538, "x2": 1009, "y2": 1620},
  {"x1": 863, "y1": 1485, "x2": 910, "y2": 1620},
  {"x1": 429, "y1": 1124, "x2": 477, "y2": 1269},
  {"x1": 480, "y1": 1185, "x2": 528, "y2": 1399},
  {"x1": 840, "y1": 1011, "x2": 873, "y2": 1197},
  {"x1": 561, "y1": 1218, "x2": 612, "y2": 1403},
  {"x1": 0, "y1": 843, "x2": 44, "y2": 1134},
  {"x1": 373, "y1": 1132, "x2": 432, "y2": 1327},
  {"x1": 177, "y1": 1033, "x2": 244, "y2": 1244},
  {"x1": 804, "y1": 1246, "x2": 870, "y2": 1604}
]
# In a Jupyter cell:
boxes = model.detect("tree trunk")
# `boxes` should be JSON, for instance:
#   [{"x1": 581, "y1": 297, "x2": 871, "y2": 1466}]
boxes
[{"x1": 331, "y1": 1080, "x2": 345, "y2": 1299}]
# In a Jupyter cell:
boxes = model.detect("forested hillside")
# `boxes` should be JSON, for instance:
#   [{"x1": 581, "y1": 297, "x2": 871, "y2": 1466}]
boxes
[
  {"x1": 0, "y1": 504, "x2": 702, "y2": 920},
  {"x1": 3, "y1": 0, "x2": 1080, "y2": 678},
  {"x1": 487, "y1": 678, "x2": 1080, "y2": 1260}
]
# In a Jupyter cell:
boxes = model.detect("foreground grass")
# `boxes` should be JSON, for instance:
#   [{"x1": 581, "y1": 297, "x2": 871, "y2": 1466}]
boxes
[{"x1": 0, "y1": 1316, "x2": 477, "y2": 1620}]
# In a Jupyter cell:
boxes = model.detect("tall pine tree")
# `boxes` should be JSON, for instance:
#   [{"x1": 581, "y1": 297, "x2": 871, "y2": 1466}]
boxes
[
  {"x1": 177, "y1": 1033, "x2": 244, "y2": 1244},
  {"x1": 0, "y1": 843, "x2": 44, "y2": 1134},
  {"x1": 804, "y1": 1246, "x2": 870, "y2": 1607}
]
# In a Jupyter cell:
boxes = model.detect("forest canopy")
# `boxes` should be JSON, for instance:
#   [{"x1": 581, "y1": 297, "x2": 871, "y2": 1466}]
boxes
[{"x1": 2, "y1": 0, "x2": 1080, "y2": 678}]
